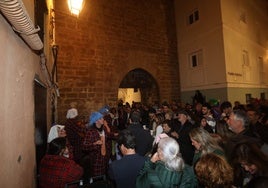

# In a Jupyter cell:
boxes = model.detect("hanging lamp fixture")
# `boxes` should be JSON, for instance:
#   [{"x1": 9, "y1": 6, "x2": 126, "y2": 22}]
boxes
[{"x1": 68, "y1": 0, "x2": 84, "y2": 16}]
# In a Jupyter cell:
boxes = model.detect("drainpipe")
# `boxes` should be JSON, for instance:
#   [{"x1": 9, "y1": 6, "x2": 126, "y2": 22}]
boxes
[
  {"x1": 0, "y1": 0, "x2": 57, "y2": 89},
  {"x1": 0, "y1": 0, "x2": 43, "y2": 51},
  {"x1": 1, "y1": 0, "x2": 60, "y2": 124}
]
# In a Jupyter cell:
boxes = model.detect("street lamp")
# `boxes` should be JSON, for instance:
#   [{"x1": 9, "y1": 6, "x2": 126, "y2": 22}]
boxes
[{"x1": 68, "y1": 0, "x2": 84, "y2": 16}]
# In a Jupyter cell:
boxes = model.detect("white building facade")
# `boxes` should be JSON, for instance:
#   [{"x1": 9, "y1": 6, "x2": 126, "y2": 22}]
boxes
[{"x1": 175, "y1": 0, "x2": 268, "y2": 105}]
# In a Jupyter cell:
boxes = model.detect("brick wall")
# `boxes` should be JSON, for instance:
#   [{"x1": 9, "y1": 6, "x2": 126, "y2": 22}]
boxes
[{"x1": 54, "y1": 0, "x2": 180, "y2": 122}]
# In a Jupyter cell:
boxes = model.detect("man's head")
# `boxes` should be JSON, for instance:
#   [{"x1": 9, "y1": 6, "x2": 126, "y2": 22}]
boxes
[
  {"x1": 246, "y1": 108, "x2": 260, "y2": 125},
  {"x1": 220, "y1": 101, "x2": 232, "y2": 116},
  {"x1": 117, "y1": 130, "x2": 136, "y2": 155},
  {"x1": 162, "y1": 102, "x2": 170, "y2": 113},
  {"x1": 178, "y1": 110, "x2": 188, "y2": 124},
  {"x1": 130, "y1": 110, "x2": 141, "y2": 123},
  {"x1": 202, "y1": 103, "x2": 211, "y2": 116},
  {"x1": 148, "y1": 108, "x2": 156, "y2": 120},
  {"x1": 228, "y1": 110, "x2": 249, "y2": 134}
]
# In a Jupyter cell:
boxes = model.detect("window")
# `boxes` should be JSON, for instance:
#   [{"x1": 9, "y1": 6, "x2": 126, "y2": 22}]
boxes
[
  {"x1": 192, "y1": 55, "x2": 197, "y2": 67},
  {"x1": 242, "y1": 50, "x2": 249, "y2": 66},
  {"x1": 260, "y1": 93, "x2": 265, "y2": 100},
  {"x1": 188, "y1": 10, "x2": 199, "y2": 24},
  {"x1": 189, "y1": 50, "x2": 203, "y2": 68},
  {"x1": 194, "y1": 10, "x2": 199, "y2": 21},
  {"x1": 246, "y1": 94, "x2": 252, "y2": 104}
]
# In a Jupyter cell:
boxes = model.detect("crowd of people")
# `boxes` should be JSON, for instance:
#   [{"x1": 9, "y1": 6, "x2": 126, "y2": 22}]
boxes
[{"x1": 38, "y1": 98, "x2": 268, "y2": 188}]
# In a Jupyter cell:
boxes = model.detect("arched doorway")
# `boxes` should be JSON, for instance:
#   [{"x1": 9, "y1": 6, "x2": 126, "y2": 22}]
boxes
[{"x1": 118, "y1": 68, "x2": 159, "y2": 105}]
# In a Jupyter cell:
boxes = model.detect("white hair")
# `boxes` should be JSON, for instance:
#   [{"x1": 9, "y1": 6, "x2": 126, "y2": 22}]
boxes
[{"x1": 158, "y1": 137, "x2": 185, "y2": 171}]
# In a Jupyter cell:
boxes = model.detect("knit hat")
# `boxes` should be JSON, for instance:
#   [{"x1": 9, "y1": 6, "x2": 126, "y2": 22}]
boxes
[
  {"x1": 89, "y1": 112, "x2": 103, "y2": 125},
  {"x1": 99, "y1": 105, "x2": 110, "y2": 115},
  {"x1": 66, "y1": 108, "x2": 78, "y2": 119}
]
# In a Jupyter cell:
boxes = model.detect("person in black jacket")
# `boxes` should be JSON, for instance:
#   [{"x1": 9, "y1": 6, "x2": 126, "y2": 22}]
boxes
[
  {"x1": 175, "y1": 110, "x2": 196, "y2": 165},
  {"x1": 127, "y1": 110, "x2": 154, "y2": 156},
  {"x1": 108, "y1": 130, "x2": 145, "y2": 188}
]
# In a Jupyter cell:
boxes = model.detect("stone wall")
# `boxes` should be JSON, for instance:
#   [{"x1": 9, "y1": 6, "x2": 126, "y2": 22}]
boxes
[{"x1": 54, "y1": 0, "x2": 180, "y2": 122}]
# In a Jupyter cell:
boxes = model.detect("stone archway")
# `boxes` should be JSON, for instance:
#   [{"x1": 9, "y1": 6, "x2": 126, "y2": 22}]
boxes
[{"x1": 119, "y1": 68, "x2": 159, "y2": 105}]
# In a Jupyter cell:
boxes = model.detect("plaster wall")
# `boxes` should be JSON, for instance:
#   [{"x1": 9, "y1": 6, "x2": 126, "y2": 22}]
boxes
[
  {"x1": 221, "y1": 0, "x2": 268, "y2": 87},
  {"x1": 175, "y1": 0, "x2": 268, "y2": 104},
  {"x1": 174, "y1": 0, "x2": 226, "y2": 91},
  {"x1": 0, "y1": 1, "x2": 47, "y2": 187}
]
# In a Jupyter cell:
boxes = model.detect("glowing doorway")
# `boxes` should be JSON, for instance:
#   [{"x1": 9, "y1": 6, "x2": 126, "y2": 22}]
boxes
[
  {"x1": 118, "y1": 88, "x2": 141, "y2": 105},
  {"x1": 118, "y1": 68, "x2": 159, "y2": 105}
]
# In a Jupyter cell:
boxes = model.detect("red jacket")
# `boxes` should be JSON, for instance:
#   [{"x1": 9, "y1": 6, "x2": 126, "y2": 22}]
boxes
[
  {"x1": 39, "y1": 155, "x2": 83, "y2": 188},
  {"x1": 82, "y1": 128, "x2": 108, "y2": 176}
]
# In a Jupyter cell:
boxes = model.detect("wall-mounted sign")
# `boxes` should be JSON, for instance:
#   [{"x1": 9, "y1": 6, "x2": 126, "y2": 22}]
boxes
[{"x1": 227, "y1": 72, "x2": 242, "y2": 77}]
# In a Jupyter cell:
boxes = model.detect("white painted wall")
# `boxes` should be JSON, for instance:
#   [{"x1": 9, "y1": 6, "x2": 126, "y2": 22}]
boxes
[
  {"x1": 175, "y1": 0, "x2": 268, "y2": 104},
  {"x1": 221, "y1": 0, "x2": 268, "y2": 87},
  {"x1": 175, "y1": 0, "x2": 226, "y2": 91}
]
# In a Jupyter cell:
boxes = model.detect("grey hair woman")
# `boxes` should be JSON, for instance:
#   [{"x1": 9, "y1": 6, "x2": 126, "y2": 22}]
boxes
[
  {"x1": 136, "y1": 137, "x2": 197, "y2": 187},
  {"x1": 157, "y1": 137, "x2": 184, "y2": 171}
]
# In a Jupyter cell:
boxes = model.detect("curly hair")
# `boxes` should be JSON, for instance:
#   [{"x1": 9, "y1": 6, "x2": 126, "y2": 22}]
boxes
[{"x1": 195, "y1": 153, "x2": 233, "y2": 188}]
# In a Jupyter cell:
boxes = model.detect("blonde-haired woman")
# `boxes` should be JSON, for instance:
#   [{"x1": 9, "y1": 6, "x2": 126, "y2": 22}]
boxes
[{"x1": 189, "y1": 127, "x2": 224, "y2": 165}]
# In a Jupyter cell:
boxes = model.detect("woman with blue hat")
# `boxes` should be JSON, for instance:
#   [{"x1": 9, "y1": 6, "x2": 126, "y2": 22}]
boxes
[{"x1": 81, "y1": 111, "x2": 109, "y2": 179}]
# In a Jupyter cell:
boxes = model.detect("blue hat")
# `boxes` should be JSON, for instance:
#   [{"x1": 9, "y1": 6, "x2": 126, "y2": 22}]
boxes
[
  {"x1": 99, "y1": 105, "x2": 110, "y2": 115},
  {"x1": 89, "y1": 112, "x2": 103, "y2": 125}
]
